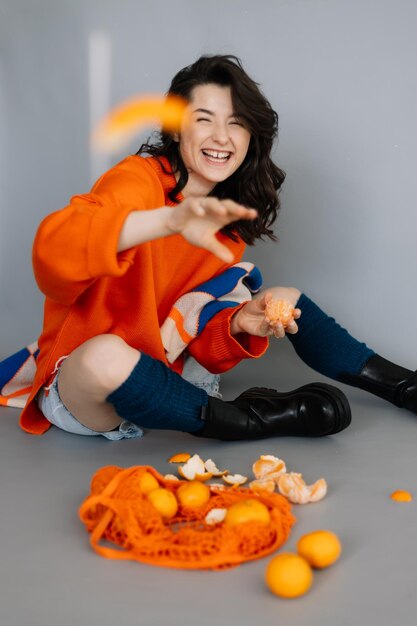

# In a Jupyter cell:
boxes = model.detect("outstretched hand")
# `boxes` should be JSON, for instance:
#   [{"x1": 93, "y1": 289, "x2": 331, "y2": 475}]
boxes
[
  {"x1": 166, "y1": 196, "x2": 257, "y2": 263},
  {"x1": 230, "y1": 291, "x2": 302, "y2": 338}
]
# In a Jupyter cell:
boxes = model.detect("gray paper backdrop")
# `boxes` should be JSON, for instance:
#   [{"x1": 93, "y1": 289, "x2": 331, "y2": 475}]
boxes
[{"x1": 1, "y1": 0, "x2": 416, "y2": 374}]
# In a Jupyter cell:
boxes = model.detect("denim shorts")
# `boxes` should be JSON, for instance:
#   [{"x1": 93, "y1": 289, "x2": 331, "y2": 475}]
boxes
[{"x1": 37, "y1": 355, "x2": 221, "y2": 439}]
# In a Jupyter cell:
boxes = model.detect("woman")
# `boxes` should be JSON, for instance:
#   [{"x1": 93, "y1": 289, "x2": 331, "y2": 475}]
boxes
[{"x1": 23, "y1": 55, "x2": 416, "y2": 441}]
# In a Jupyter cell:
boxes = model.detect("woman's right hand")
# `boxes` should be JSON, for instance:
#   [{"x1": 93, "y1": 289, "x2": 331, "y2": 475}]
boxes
[{"x1": 165, "y1": 197, "x2": 257, "y2": 263}]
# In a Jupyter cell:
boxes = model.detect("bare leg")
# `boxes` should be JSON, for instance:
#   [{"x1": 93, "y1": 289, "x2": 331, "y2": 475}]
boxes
[{"x1": 57, "y1": 334, "x2": 140, "y2": 432}]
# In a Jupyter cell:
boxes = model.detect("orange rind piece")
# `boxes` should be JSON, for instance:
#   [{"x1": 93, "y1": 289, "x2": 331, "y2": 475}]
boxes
[
  {"x1": 390, "y1": 490, "x2": 413, "y2": 502},
  {"x1": 164, "y1": 474, "x2": 180, "y2": 481},
  {"x1": 204, "y1": 459, "x2": 229, "y2": 476},
  {"x1": 222, "y1": 473, "x2": 248, "y2": 486},
  {"x1": 204, "y1": 508, "x2": 227, "y2": 525},
  {"x1": 177, "y1": 454, "x2": 213, "y2": 481},
  {"x1": 252, "y1": 454, "x2": 287, "y2": 481},
  {"x1": 209, "y1": 483, "x2": 227, "y2": 491},
  {"x1": 278, "y1": 473, "x2": 327, "y2": 504},
  {"x1": 168, "y1": 452, "x2": 191, "y2": 464},
  {"x1": 265, "y1": 299, "x2": 295, "y2": 328}
]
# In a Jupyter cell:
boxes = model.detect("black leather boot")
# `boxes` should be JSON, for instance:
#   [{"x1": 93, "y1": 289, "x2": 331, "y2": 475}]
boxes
[
  {"x1": 339, "y1": 354, "x2": 417, "y2": 414},
  {"x1": 194, "y1": 383, "x2": 351, "y2": 440}
]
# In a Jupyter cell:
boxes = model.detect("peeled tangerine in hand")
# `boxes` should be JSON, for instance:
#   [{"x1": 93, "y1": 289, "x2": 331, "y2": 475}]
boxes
[{"x1": 265, "y1": 299, "x2": 295, "y2": 328}]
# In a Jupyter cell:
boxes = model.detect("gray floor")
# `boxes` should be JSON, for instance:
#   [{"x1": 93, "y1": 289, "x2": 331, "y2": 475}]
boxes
[{"x1": 1, "y1": 343, "x2": 416, "y2": 626}]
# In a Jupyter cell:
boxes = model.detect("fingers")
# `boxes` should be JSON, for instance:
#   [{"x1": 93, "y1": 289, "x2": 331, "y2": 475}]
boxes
[
  {"x1": 202, "y1": 238, "x2": 234, "y2": 264},
  {"x1": 187, "y1": 197, "x2": 257, "y2": 223}
]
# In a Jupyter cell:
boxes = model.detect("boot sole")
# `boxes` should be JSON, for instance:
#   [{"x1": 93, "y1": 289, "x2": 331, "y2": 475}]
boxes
[{"x1": 236, "y1": 383, "x2": 352, "y2": 436}]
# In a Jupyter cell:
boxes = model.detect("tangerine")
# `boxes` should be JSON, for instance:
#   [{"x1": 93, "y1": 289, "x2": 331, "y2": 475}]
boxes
[
  {"x1": 138, "y1": 471, "x2": 159, "y2": 495},
  {"x1": 224, "y1": 498, "x2": 271, "y2": 527},
  {"x1": 146, "y1": 487, "x2": 178, "y2": 519},
  {"x1": 297, "y1": 530, "x2": 342, "y2": 569},
  {"x1": 390, "y1": 490, "x2": 413, "y2": 502},
  {"x1": 265, "y1": 553, "x2": 313, "y2": 598},
  {"x1": 176, "y1": 481, "x2": 211, "y2": 508}
]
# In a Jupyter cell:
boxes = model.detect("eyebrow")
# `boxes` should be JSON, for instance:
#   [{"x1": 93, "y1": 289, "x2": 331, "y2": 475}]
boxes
[{"x1": 193, "y1": 108, "x2": 238, "y2": 118}]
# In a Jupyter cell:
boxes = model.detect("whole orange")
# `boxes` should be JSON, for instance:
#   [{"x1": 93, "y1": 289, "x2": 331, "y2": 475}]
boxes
[
  {"x1": 176, "y1": 481, "x2": 211, "y2": 508},
  {"x1": 138, "y1": 471, "x2": 159, "y2": 495},
  {"x1": 146, "y1": 487, "x2": 178, "y2": 519},
  {"x1": 265, "y1": 553, "x2": 313, "y2": 598},
  {"x1": 224, "y1": 498, "x2": 271, "y2": 527},
  {"x1": 297, "y1": 530, "x2": 342, "y2": 569}
]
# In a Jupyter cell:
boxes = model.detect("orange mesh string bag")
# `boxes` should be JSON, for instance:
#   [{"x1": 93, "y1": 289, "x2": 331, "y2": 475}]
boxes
[{"x1": 79, "y1": 465, "x2": 296, "y2": 570}]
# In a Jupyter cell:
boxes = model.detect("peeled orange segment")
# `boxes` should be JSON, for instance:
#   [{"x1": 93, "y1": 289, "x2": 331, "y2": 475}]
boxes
[
  {"x1": 277, "y1": 473, "x2": 327, "y2": 504},
  {"x1": 390, "y1": 490, "x2": 413, "y2": 502},
  {"x1": 168, "y1": 452, "x2": 191, "y2": 464},
  {"x1": 222, "y1": 474, "x2": 248, "y2": 486},
  {"x1": 252, "y1": 455, "x2": 287, "y2": 481},
  {"x1": 178, "y1": 454, "x2": 212, "y2": 481},
  {"x1": 264, "y1": 299, "x2": 295, "y2": 328},
  {"x1": 92, "y1": 94, "x2": 188, "y2": 152},
  {"x1": 308, "y1": 478, "x2": 328, "y2": 502},
  {"x1": 249, "y1": 478, "x2": 276, "y2": 494},
  {"x1": 204, "y1": 459, "x2": 229, "y2": 476}
]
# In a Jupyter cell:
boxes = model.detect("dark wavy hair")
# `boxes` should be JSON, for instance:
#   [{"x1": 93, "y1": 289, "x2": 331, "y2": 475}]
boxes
[{"x1": 137, "y1": 55, "x2": 286, "y2": 244}]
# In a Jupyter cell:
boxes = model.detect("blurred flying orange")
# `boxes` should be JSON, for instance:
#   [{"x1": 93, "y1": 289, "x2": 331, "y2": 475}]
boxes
[{"x1": 92, "y1": 94, "x2": 188, "y2": 152}]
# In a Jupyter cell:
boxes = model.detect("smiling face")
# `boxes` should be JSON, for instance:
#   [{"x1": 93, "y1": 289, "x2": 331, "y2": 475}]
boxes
[{"x1": 176, "y1": 83, "x2": 251, "y2": 197}]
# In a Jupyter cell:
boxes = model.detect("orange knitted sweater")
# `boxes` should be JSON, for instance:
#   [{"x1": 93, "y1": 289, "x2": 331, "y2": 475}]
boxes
[{"x1": 21, "y1": 156, "x2": 268, "y2": 435}]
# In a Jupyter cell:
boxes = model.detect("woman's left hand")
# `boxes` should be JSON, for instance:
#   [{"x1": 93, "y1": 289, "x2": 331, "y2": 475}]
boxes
[{"x1": 230, "y1": 292, "x2": 301, "y2": 338}]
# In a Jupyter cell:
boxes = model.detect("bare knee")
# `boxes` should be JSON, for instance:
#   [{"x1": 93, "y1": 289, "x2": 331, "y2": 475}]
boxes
[{"x1": 62, "y1": 334, "x2": 140, "y2": 397}]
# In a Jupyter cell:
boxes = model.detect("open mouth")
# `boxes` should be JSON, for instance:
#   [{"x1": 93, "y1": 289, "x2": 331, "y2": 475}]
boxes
[{"x1": 201, "y1": 149, "x2": 232, "y2": 164}]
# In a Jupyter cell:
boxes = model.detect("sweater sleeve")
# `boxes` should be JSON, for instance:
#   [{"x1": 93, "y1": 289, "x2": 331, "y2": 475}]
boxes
[
  {"x1": 32, "y1": 160, "x2": 162, "y2": 305},
  {"x1": 186, "y1": 303, "x2": 269, "y2": 374}
]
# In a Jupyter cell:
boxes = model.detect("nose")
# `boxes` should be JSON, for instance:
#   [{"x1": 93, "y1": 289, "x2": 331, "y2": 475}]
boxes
[{"x1": 211, "y1": 121, "x2": 229, "y2": 145}]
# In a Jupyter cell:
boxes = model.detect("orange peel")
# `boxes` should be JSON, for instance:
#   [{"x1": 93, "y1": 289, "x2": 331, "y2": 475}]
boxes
[
  {"x1": 204, "y1": 508, "x2": 227, "y2": 525},
  {"x1": 204, "y1": 459, "x2": 229, "y2": 476},
  {"x1": 277, "y1": 473, "x2": 327, "y2": 504},
  {"x1": 390, "y1": 490, "x2": 413, "y2": 502},
  {"x1": 177, "y1": 454, "x2": 213, "y2": 481},
  {"x1": 222, "y1": 473, "x2": 248, "y2": 486},
  {"x1": 252, "y1": 455, "x2": 287, "y2": 481},
  {"x1": 168, "y1": 452, "x2": 191, "y2": 464},
  {"x1": 164, "y1": 474, "x2": 180, "y2": 481}
]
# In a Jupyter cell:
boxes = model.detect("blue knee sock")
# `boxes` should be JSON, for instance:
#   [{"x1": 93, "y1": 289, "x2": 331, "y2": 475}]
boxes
[
  {"x1": 106, "y1": 353, "x2": 208, "y2": 433},
  {"x1": 287, "y1": 293, "x2": 375, "y2": 380}
]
